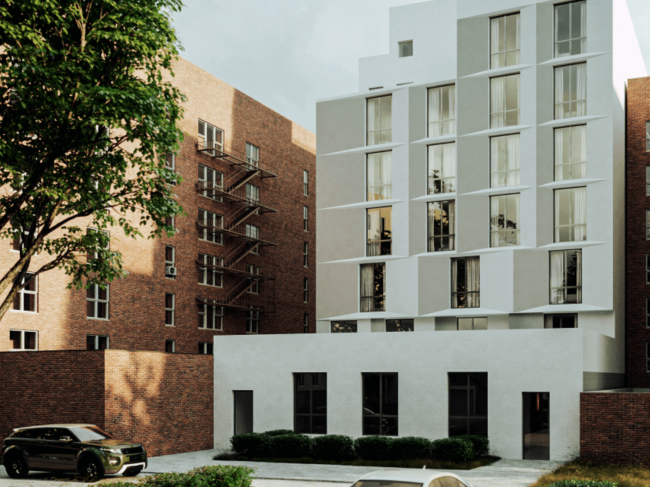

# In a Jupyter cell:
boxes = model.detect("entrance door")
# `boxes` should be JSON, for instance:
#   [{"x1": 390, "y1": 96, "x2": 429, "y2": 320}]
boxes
[
  {"x1": 233, "y1": 391, "x2": 253, "y2": 435},
  {"x1": 523, "y1": 392, "x2": 549, "y2": 460}
]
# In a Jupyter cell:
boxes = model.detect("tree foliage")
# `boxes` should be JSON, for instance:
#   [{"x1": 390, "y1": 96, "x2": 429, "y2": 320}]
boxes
[{"x1": 0, "y1": 0, "x2": 186, "y2": 321}]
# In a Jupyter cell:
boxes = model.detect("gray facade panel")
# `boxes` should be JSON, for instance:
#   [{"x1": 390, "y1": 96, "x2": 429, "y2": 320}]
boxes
[
  {"x1": 316, "y1": 97, "x2": 365, "y2": 155},
  {"x1": 457, "y1": 17, "x2": 489, "y2": 78}
]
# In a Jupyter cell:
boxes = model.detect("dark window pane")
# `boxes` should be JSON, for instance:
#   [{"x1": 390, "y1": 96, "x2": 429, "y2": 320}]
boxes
[
  {"x1": 24, "y1": 294, "x2": 35, "y2": 312},
  {"x1": 313, "y1": 390, "x2": 327, "y2": 415},
  {"x1": 449, "y1": 389, "x2": 468, "y2": 416},
  {"x1": 363, "y1": 416, "x2": 381, "y2": 435},
  {"x1": 294, "y1": 415, "x2": 310, "y2": 434},
  {"x1": 381, "y1": 417, "x2": 398, "y2": 436},
  {"x1": 363, "y1": 373, "x2": 381, "y2": 416},
  {"x1": 312, "y1": 416, "x2": 327, "y2": 434},
  {"x1": 207, "y1": 343, "x2": 213, "y2": 355},
  {"x1": 24, "y1": 332, "x2": 36, "y2": 350},
  {"x1": 87, "y1": 336, "x2": 96, "y2": 350},
  {"x1": 382, "y1": 374, "x2": 398, "y2": 416},
  {"x1": 449, "y1": 417, "x2": 468, "y2": 437},
  {"x1": 386, "y1": 319, "x2": 414, "y2": 332},
  {"x1": 296, "y1": 390, "x2": 310, "y2": 414},
  {"x1": 10, "y1": 330, "x2": 21, "y2": 349},
  {"x1": 98, "y1": 336, "x2": 108, "y2": 350},
  {"x1": 469, "y1": 418, "x2": 488, "y2": 436}
]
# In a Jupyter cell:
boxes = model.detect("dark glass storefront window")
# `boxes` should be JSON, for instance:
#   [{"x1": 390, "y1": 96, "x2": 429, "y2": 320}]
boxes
[
  {"x1": 448, "y1": 372, "x2": 488, "y2": 437},
  {"x1": 294, "y1": 373, "x2": 327, "y2": 434},
  {"x1": 386, "y1": 319, "x2": 414, "y2": 332},
  {"x1": 362, "y1": 373, "x2": 398, "y2": 436}
]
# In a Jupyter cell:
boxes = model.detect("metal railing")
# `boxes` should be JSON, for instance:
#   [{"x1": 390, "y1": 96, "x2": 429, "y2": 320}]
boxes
[{"x1": 196, "y1": 142, "x2": 277, "y2": 178}]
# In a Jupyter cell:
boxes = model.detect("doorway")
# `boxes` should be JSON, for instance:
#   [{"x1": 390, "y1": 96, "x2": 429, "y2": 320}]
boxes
[
  {"x1": 523, "y1": 392, "x2": 549, "y2": 460},
  {"x1": 233, "y1": 391, "x2": 253, "y2": 435}
]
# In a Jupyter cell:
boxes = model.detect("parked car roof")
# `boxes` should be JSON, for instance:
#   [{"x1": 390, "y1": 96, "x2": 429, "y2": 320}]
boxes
[
  {"x1": 356, "y1": 468, "x2": 471, "y2": 485},
  {"x1": 14, "y1": 424, "x2": 97, "y2": 430}
]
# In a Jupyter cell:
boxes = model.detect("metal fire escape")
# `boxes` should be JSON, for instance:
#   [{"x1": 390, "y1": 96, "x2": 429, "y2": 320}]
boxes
[{"x1": 195, "y1": 141, "x2": 278, "y2": 314}]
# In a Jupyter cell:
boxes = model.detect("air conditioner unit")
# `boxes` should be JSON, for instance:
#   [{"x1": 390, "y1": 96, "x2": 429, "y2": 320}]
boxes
[{"x1": 166, "y1": 266, "x2": 177, "y2": 277}]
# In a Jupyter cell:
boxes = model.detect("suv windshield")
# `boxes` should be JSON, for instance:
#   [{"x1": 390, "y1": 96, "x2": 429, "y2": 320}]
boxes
[{"x1": 68, "y1": 426, "x2": 114, "y2": 442}]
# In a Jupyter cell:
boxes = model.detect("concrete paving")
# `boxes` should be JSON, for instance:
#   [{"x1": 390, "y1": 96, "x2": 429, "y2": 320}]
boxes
[{"x1": 0, "y1": 449, "x2": 563, "y2": 487}]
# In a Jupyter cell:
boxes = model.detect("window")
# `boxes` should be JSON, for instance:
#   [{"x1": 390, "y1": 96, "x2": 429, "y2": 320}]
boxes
[
  {"x1": 246, "y1": 184, "x2": 259, "y2": 205},
  {"x1": 165, "y1": 245, "x2": 176, "y2": 279},
  {"x1": 294, "y1": 373, "x2": 327, "y2": 434},
  {"x1": 554, "y1": 63, "x2": 587, "y2": 119},
  {"x1": 303, "y1": 278, "x2": 309, "y2": 303},
  {"x1": 165, "y1": 293, "x2": 175, "y2": 326},
  {"x1": 544, "y1": 314, "x2": 577, "y2": 328},
  {"x1": 246, "y1": 142, "x2": 260, "y2": 168},
  {"x1": 87, "y1": 284, "x2": 109, "y2": 319},
  {"x1": 491, "y1": 74, "x2": 520, "y2": 128},
  {"x1": 198, "y1": 209, "x2": 223, "y2": 244},
  {"x1": 246, "y1": 311, "x2": 259, "y2": 334},
  {"x1": 427, "y1": 85, "x2": 455, "y2": 137},
  {"x1": 647, "y1": 300, "x2": 650, "y2": 328},
  {"x1": 198, "y1": 303, "x2": 223, "y2": 330},
  {"x1": 198, "y1": 120, "x2": 223, "y2": 155},
  {"x1": 9, "y1": 330, "x2": 37, "y2": 351},
  {"x1": 647, "y1": 122, "x2": 650, "y2": 152},
  {"x1": 451, "y1": 257, "x2": 480, "y2": 309},
  {"x1": 246, "y1": 265, "x2": 260, "y2": 294},
  {"x1": 386, "y1": 319, "x2": 414, "y2": 332},
  {"x1": 449, "y1": 373, "x2": 488, "y2": 436},
  {"x1": 199, "y1": 253, "x2": 223, "y2": 287},
  {"x1": 86, "y1": 227, "x2": 109, "y2": 260},
  {"x1": 303, "y1": 242, "x2": 309, "y2": 267},
  {"x1": 646, "y1": 255, "x2": 650, "y2": 284},
  {"x1": 360, "y1": 263, "x2": 385, "y2": 312},
  {"x1": 491, "y1": 134, "x2": 520, "y2": 187},
  {"x1": 398, "y1": 40, "x2": 413, "y2": 58},
  {"x1": 428, "y1": 143, "x2": 456, "y2": 194},
  {"x1": 555, "y1": 187, "x2": 587, "y2": 242},
  {"x1": 12, "y1": 273, "x2": 37, "y2": 312},
  {"x1": 362, "y1": 373, "x2": 398, "y2": 436},
  {"x1": 367, "y1": 95, "x2": 392, "y2": 145},
  {"x1": 304, "y1": 170, "x2": 309, "y2": 196},
  {"x1": 304, "y1": 314, "x2": 309, "y2": 334},
  {"x1": 490, "y1": 13, "x2": 520, "y2": 68},
  {"x1": 367, "y1": 152, "x2": 392, "y2": 201},
  {"x1": 550, "y1": 249, "x2": 582, "y2": 304},
  {"x1": 165, "y1": 153, "x2": 175, "y2": 170},
  {"x1": 86, "y1": 335, "x2": 109, "y2": 350},
  {"x1": 457, "y1": 317, "x2": 488, "y2": 330},
  {"x1": 199, "y1": 342, "x2": 213, "y2": 355},
  {"x1": 555, "y1": 126, "x2": 586, "y2": 181},
  {"x1": 647, "y1": 166, "x2": 650, "y2": 194},
  {"x1": 367, "y1": 207, "x2": 392, "y2": 256},
  {"x1": 198, "y1": 164, "x2": 223, "y2": 201},
  {"x1": 647, "y1": 343, "x2": 650, "y2": 373},
  {"x1": 647, "y1": 210, "x2": 650, "y2": 240},
  {"x1": 303, "y1": 207, "x2": 308, "y2": 231},
  {"x1": 428, "y1": 200, "x2": 455, "y2": 252},
  {"x1": 165, "y1": 340, "x2": 175, "y2": 353},
  {"x1": 245, "y1": 224, "x2": 260, "y2": 255},
  {"x1": 555, "y1": 1, "x2": 587, "y2": 58},
  {"x1": 490, "y1": 194, "x2": 520, "y2": 247},
  {"x1": 165, "y1": 198, "x2": 175, "y2": 228},
  {"x1": 331, "y1": 321, "x2": 357, "y2": 333}
]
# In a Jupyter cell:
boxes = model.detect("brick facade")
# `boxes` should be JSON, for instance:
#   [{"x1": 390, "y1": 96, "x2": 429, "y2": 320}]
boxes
[
  {"x1": 0, "y1": 350, "x2": 213, "y2": 457},
  {"x1": 626, "y1": 77, "x2": 650, "y2": 387},
  {"x1": 0, "y1": 57, "x2": 316, "y2": 353},
  {"x1": 581, "y1": 392, "x2": 650, "y2": 465}
]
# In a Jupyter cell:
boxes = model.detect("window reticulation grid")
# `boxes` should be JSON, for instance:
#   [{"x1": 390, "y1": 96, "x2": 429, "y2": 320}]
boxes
[
  {"x1": 13, "y1": 273, "x2": 37, "y2": 312},
  {"x1": 360, "y1": 263, "x2": 385, "y2": 312},
  {"x1": 555, "y1": 126, "x2": 586, "y2": 181},
  {"x1": 555, "y1": 187, "x2": 587, "y2": 242},
  {"x1": 87, "y1": 284, "x2": 108, "y2": 319},
  {"x1": 367, "y1": 207, "x2": 392, "y2": 256},
  {"x1": 294, "y1": 373, "x2": 327, "y2": 434},
  {"x1": 491, "y1": 134, "x2": 520, "y2": 188},
  {"x1": 362, "y1": 373, "x2": 398, "y2": 436},
  {"x1": 428, "y1": 200, "x2": 455, "y2": 252},
  {"x1": 490, "y1": 194, "x2": 520, "y2": 248},
  {"x1": 198, "y1": 164, "x2": 223, "y2": 201},
  {"x1": 10, "y1": 330, "x2": 37, "y2": 350},
  {"x1": 428, "y1": 85, "x2": 455, "y2": 137},
  {"x1": 428, "y1": 143, "x2": 456, "y2": 194},
  {"x1": 457, "y1": 317, "x2": 488, "y2": 331},
  {"x1": 367, "y1": 152, "x2": 392, "y2": 201},
  {"x1": 367, "y1": 95, "x2": 392, "y2": 146},
  {"x1": 491, "y1": 74, "x2": 520, "y2": 128},
  {"x1": 198, "y1": 303, "x2": 223, "y2": 330},
  {"x1": 199, "y1": 253, "x2": 223, "y2": 287},
  {"x1": 451, "y1": 257, "x2": 480, "y2": 309},
  {"x1": 550, "y1": 249, "x2": 582, "y2": 304},
  {"x1": 555, "y1": 63, "x2": 587, "y2": 120},
  {"x1": 449, "y1": 373, "x2": 488, "y2": 437},
  {"x1": 490, "y1": 13, "x2": 520, "y2": 68},
  {"x1": 555, "y1": 1, "x2": 587, "y2": 58}
]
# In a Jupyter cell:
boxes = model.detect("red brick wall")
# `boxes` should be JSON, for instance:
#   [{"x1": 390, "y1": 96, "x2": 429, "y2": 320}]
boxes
[
  {"x1": 581, "y1": 392, "x2": 650, "y2": 465},
  {"x1": 0, "y1": 57, "x2": 316, "y2": 353},
  {"x1": 626, "y1": 77, "x2": 650, "y2": 387},
  {"x1": 0, "y1": 350, "x2": 213, "y2": 457}
]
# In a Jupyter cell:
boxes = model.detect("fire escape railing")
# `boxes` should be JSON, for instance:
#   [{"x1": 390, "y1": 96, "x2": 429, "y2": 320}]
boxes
[
  {"x1": 195, "y1": 180, "x2": 276, "y2": 214},
  {"x1": 196, "y1": 219, "x2": 277, "y2": 247},
  {"x1": 196, "y1": 142, "x2": 277, "y2": 179}
]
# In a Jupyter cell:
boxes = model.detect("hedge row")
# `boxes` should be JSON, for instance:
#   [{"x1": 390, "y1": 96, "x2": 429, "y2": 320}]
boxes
[
  {"x1": 548, "y1": 482, "x2": 618, "y2": 487},
  {"x1": 230, "y1": 431, "x2": 489, "y2": 463},
  {"x1": 106, "y1": 465, "x2": 254, "y2": 487}
]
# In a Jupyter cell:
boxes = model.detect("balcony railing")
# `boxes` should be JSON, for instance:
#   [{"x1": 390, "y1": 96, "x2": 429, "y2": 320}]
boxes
[{"x1": 196, "y1": 142, "x2": 277, "y2": 179}]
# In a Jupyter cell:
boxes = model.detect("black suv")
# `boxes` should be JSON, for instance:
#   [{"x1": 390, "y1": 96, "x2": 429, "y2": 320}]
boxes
[{"x1": 2, "y1": 424, "x2": 147, "y2": 479}]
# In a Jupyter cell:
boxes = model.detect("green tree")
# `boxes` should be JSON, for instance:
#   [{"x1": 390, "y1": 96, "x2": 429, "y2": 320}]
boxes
[{"x1": 0, "y1": 0, "x2": 185, "y2": 321}]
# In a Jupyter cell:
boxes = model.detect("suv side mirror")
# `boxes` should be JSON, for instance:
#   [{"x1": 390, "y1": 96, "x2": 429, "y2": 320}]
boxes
[{"x1": 59, "y1": 436, "x2": 72, "y2": 442}]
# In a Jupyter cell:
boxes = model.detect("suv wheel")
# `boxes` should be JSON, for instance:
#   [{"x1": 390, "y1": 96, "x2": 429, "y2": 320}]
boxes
[
  {"x1": 4, "y1": 454, "x2": 29, "y2": 479},
  {"x1": 78, "y1": 456, "x2": 104, "y2": 480},
  {"x1": 123, "y1": 467, "x2": 143, "y2": 477}
]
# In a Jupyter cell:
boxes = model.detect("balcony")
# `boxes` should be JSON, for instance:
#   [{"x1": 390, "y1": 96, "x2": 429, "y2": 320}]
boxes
[{"x1": 196, "y1": 142, "x2": 277, "y2": 179}]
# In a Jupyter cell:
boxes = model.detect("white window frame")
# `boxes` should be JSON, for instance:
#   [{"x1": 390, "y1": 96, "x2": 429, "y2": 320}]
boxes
[
  {"x1": 246, "y1": 142, "x2": 260, "y2": 168},
  {"x1": 198, "y1": 209, "x2": 223, "y2": 245},
  {"x1": 198, "y1": 253, "x2": 223, "y2": 288},
  {"x1": 165, "y1": 293, "x2": 175, "y2": 327},
  {"x1": 555, "y1": 125, "x2": 587, "y2": 181},
  {"x1": 554, "y1": 0, "x2": 587, "y2": 58},
  {"x1": 165, "y1": 153, "x2": 175, "y2": 170},
  {"x1": 12, "y1": 273, "x2": 38, "y2": 313},
  {"x1": 165, "y1": 245, "x2": 176, "y2": 279},
  {"x1": 303, "y1": 207, "x2": 309, "y2": 231},
  {"x1": 87, "y1": 334, "x2": 110, "y2": 350},
  {"x1": 9, "y1": 330, "x2": 38, "y2": 351},
  {"x1": 304, "y1": 242, "x2": 309, "y2": 267},
  {"x1": 490, "y1": 12, "x2": 521, "y2": 69},
  {"x1": 199, "y1": 342, "x2": 213, "y2": 355},
  {"x1": 304, "y1": 278, "x2": 309, "y2": 303},
  {"x1": 198, "y1": 119, "x2": 223, "y2": 155},
  {"x1": 198, "y1": 164, "x2": 223, "y2": 201},
  {"x1": 245, "y1": 224, "x2": 260, "y2": 255},
  {"x1": 198, "y1": 303, "x2": 223, "y2": 331},
  {"x1": 555, "y1": 187, "x2": 587, "y2": 242},
  {"x1": 246, "y1": 264, "x2": 260, "y2": 294},
  {"x1": 246, "y1": 310, "x2": 260, "y2": 334},
  {"x1": 87, "y1": 283, "x2": 109, "y2": 320},
  {"x1": 304, "y1": 170, "x2": 309, "y2": 196},
  {"x1": 427, "y1": 85, "x2": 456, "y2": 138},
  {"x1": 554, "y1": 63, "x2": 587, "y2": 120}
]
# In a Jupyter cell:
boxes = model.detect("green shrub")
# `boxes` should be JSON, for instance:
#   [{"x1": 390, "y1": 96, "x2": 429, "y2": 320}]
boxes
[
  {"x1": 264, "y1": 429, "x2": 298, "y2": 437},
  {"x1": 455, "y1": 434, "x2": 489, "y2": 458},
  {"x1": 548, "y1": 482, "x2": 618, "y2": 487},
  {"x1": 312, "y1": 435, "x2": 355, "y2": 461},
  {"x1": 105, "y1": 465, "x2": 255, "y2": 487},
  {"x1": 272, "y1": 434, "x2": 313, "y2": 458},
  {"x1": 431, "y1": 438, "x2": 474, "y2": 463},
  {"x1": 354, "y1": 436, "x2": 393, "y2": 461},
  {"x1": 230, "y1": 433, "x2": 274, "y2": 457},
  {"x1": 390, "y1": 436, "x2": 433, "y2": 460}
]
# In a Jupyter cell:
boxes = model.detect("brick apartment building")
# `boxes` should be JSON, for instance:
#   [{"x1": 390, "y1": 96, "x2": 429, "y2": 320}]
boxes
[
  {"x1": 0, "y1": 57, "x2": 316, "y2": 354},
  {"x1": 626, "y1": 76, "x2": 650, "y2": 387}
]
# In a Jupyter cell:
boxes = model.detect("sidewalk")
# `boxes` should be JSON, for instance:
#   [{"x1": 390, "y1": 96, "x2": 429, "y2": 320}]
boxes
[{"x1": 0, "y1": 449, "x2": 563, "y2": 487}]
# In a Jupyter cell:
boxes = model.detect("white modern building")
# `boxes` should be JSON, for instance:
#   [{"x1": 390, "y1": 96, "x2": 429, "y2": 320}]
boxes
[{"x1": 214, "y1": 0, "x2": 647, "y2": 461}]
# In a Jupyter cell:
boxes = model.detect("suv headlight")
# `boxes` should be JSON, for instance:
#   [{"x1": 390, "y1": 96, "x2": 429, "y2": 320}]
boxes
[{"x1": 100, "y1": 448, "x2": 122, "y2": 454}]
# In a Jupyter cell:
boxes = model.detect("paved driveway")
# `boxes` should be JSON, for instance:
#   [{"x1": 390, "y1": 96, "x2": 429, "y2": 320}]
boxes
[{"x1": 0, "y1": 449, "x2": 562, "y2": 487}]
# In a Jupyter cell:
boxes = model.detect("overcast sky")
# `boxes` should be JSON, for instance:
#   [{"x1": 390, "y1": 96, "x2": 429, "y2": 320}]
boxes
[{"x1": 173, "y1": 0, "x2": 650, "y2": 134}]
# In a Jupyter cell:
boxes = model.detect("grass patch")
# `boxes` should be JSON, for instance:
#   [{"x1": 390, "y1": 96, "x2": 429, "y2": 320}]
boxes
[
  {"x1": 213, "y1": 452, "x2": 499, "y2": 470},
  {"x1": 530, "y1": 461, "x2": 650, "y2": 487}
]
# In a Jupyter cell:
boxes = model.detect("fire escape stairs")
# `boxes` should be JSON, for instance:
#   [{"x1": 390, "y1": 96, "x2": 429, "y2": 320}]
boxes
[{"x1": 226, "y1": 276, "x2": 262, "y2": 304}]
